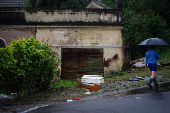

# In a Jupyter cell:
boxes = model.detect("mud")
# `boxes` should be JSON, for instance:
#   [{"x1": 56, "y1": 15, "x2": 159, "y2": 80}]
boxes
[{"x1": 1, "y1": 66, "x2": 170, "y2": 112}]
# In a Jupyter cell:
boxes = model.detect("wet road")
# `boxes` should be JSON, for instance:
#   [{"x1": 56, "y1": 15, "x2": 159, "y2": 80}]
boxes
[{"x1": 25, "y1": 90, "x2": 170, "y2": 113}]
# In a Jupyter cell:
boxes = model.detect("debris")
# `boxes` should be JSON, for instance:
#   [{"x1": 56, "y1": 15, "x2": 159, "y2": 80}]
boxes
[
  {"x1": 81, "y1": 75, "x2": 104, "y2": 84},
  {"x1": 136, "y1": 76, "x2": 145, "y2": 80},
  {"x1": 161, "y1": 62, "x2": 170, "y2": 66},
  {"x1": 128, "y1": 78, "x2": 140, "y2": 81},
  {"x1": 0, "y1": 94, "x2": 14, "y2": 100},
  {"x1": 130, "y1": 57, "x2": 160, "y2": 68},
  {"x1": 77, "y1": 74, "x2": 104, "y2": 92},
  {"x1": 82, "y1": 83, "x2": 101, "y2": 92},
  {"x1": 84, "y1": 92, "x2": 91, "y2": 95},
  {"x1": 73, "y1": 98, "x2": 81, "y2": 100},
  {"x1": 67, "y1": 99, "x2": 73, "y2": 102},
  {"x1": 135, "y1": 97, "x2": 141, "y2": 100},
  {"x1": 130, "y1": 57, "x2": 145, "y2": 68},
  {"x1": 11, "y1": 93, "x2": 17, "y2": 95}
]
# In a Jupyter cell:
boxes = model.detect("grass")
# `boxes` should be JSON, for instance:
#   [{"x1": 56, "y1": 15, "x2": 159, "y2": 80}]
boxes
[
  {"x1": 159, "y1": 48, "x2": 170, "y2": 63},
  {"x1": 52, "y1": 79, "x2": 78, "y2": 89},
  {"x1": 1, "y1": 48, "x2": 170, "y2": 105}
]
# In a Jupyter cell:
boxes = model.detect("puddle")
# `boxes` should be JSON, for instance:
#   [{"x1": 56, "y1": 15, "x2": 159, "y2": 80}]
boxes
[
  {"x1": 0, "y1": 103, "x2": 18, "y2": 108},
  {"x1": 112, "y1": 81, "x2": 170, "y2": 96},
  {"x1": 20, "y1": 104, "x2": 49, "y2": 113}
]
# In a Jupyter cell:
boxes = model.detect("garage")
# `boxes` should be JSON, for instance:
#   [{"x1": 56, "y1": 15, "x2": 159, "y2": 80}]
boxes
[{"x1": 61, "y1": 48, "x2": 103, "y2": 79}]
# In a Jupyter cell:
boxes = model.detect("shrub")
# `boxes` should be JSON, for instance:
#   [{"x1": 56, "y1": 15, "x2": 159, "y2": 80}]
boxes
[{"x1": 0, "y1": 35, "x2": 61, "y2": 93}]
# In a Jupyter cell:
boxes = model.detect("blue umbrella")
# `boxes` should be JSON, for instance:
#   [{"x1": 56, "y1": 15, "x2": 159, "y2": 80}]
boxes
[{"x1": 138, "y1": 38, "x2": 169, "y2": 46}]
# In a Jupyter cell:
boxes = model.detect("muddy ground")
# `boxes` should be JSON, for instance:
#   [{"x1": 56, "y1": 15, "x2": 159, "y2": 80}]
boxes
[{"x1": 1, "y1": 65, "x2": 170, "y2": 113}]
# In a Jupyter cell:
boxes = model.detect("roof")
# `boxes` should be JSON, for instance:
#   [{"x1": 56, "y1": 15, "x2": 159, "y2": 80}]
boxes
[
  {"x1": 86, "y1": 0, "x2": 112, "y2": 9},
  {"x1": 0, "y1": 0, "x2": 26, "y2": 7}
]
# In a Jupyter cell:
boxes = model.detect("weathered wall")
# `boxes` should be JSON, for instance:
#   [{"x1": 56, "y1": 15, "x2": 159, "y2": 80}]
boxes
[
  {"x1": 0, "y1": 8, "x2": 122, "y2": 25},
  {"x1": 0, "y1": 8, "x2": 124, "y2": 75},
  {"x1": 24, "y1": 9, "x2": 121, "y2": 24},
  {"x1": 36, "y1": 25, "x2": 123, "y2": 74},
  {"x1": 0, "y1": 26, "x2": 35, "y2": 45}
]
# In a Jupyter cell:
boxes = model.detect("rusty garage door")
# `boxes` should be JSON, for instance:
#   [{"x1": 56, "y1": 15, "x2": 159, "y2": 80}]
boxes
[{"x1": 61, "y1": 48, "x2": 103, "y2": 79}]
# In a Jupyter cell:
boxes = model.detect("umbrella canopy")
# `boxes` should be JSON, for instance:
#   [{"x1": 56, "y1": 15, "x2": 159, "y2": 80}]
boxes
[{"x1": 138, "y1": 38, "x2": 169, "y2": 46}]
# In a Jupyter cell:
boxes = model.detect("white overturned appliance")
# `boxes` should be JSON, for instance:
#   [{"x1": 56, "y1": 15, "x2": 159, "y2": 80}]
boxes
[{"x1": 81, "y1": 75, "x2": 104, "y2": 84}]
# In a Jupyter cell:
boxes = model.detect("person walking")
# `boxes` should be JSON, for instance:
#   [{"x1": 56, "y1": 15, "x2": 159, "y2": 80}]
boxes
[{"x1": 145, "y1": 45, "x2": 161, "y2": 90}]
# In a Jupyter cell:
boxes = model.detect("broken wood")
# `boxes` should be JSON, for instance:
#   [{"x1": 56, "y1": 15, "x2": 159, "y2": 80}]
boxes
[
  {"x1": 130, "y1": 57, "x2": 145, "y2": 64},
  {"x1": 77, "y1": 79, "x2": 101, "y2": 91},
  {"x1": 130, "y1": 57, "x2": 161, "y2": 68},
  {"x1": 161, "y1": 62, "x2": 170, "y2": 66}
]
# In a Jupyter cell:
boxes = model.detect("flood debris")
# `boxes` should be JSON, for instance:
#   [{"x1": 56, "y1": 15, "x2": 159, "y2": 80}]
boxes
[
  {"x1": 130, "y1": 57, "x2": 161, "y2": 68},
  {"x1": 136, "y1": 76, "x2": 145, "y2": 80},
  {"x1": 130, "y1": 57, "x2": 145, "y2": 68},
  {"x1": 161, "y1": 62, "x2": 170, "y2": 66},
  {"x1": 128, "y1": 76, "x2": 145, "y2": 81},
  {"x1": 67, "y1": 99, "x2": 73, "y2": 102},
  {"x1": 73, "y1": 98, "x2": 81, "y2": 100},
  {"x1": 128, "y1": 78, "x2": 140, "y2": 81},
  {"x1": 81, "y1": 75, "x2": 104, "y2": 84},
  {"x1": 77, "y1": 75, "x2": 104, "y2": 92},
  {"x1": 135, "y1": 97, "x2": 141, "y2": 100},
  {"x1": 84, "y1": 92, "x2": 91, "y2": 95},
  {"x1": 0, "y1": 94, "x2": 13, "y2": 100}
]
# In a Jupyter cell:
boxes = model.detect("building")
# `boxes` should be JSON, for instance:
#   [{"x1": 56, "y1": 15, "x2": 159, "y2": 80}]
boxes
[
  {"x1": 86, "y1": 0, "x2": 111, "y2": 9},
  {"x1": 0, "y1": 0, "x2": 129, "y2": 79}
]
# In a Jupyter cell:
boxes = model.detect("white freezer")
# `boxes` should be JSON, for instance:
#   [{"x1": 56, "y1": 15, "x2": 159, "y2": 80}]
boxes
[{"x1": 81, "y1": 75, "x2": 104, "y2": 84}]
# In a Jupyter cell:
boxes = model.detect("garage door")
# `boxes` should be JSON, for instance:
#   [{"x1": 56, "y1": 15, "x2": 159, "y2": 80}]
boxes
[{"x1": 61, "y1": 48, "x2": 103, "y2": 79}]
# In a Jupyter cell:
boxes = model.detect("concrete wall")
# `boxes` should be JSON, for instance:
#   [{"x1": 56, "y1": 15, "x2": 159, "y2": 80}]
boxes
[
  {"x1": 36, "y1": 25, "x2": 123, "y2": 74},
  {"x1": 0, "y1": 26, "x2": 35, "y2": 45},
  {"x1": 24, "y1": 9, "x2": 121, "y2": 24},
  {"x1": 0, "y1": 8, "x2": 124, "y2": 75},
  {"x1": 0, "y1": 8, "x2": 122, "y2": 25}
]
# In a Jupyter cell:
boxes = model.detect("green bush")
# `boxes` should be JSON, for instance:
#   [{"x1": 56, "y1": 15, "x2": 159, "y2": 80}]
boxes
[{"x1": 0, "y1": 35, "x2": 61, "y2": 93}]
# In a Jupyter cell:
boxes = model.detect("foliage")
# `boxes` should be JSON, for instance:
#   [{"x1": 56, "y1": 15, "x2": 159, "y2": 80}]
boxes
[
  {"x1": 100, "y1": 0, "x2": 115, "y2": 9},
  {"x1": 123, "y1": 0, "x2": 170, "y2": 60},
  {"x1": 0, "y1": 35, "x2": 61, "y2": 93},
  {"x1": 61, "y1": 0, "x2": 90, "y2": 8},
  {"x1": 25, "y1": 0, "x2": 90, "y2": 8},
  {"x1": 160, "y1": 47, "x2": 170, "y2": 63}
]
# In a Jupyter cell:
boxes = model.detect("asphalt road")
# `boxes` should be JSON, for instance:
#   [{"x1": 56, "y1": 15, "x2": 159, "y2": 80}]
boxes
[{"x1": 25, "y1": 90, "x2": 170, "y2": 113}]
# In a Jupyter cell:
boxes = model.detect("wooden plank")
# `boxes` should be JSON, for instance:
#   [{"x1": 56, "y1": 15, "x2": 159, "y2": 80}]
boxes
[
  {"x1": 61, "y1": 48, "x2": 103, "y2": 80},
  {"x1": 77, "y1": 79, "x2": 101, "y2": 92}
]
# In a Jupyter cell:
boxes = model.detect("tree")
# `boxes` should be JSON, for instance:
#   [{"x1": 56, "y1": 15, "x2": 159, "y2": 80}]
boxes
[
  {"x1": 61, "y1": 0, "x2": 90, "y2": 8},
  {"x1": 122, "y1": 0, "x2": 169, "y2": 60},
  {"x1": 25, "y1": 0, "x2": 90, "y2": 8},
  {"x1": 100, "y1": 0, "x2": 115, "y2": 9}
]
